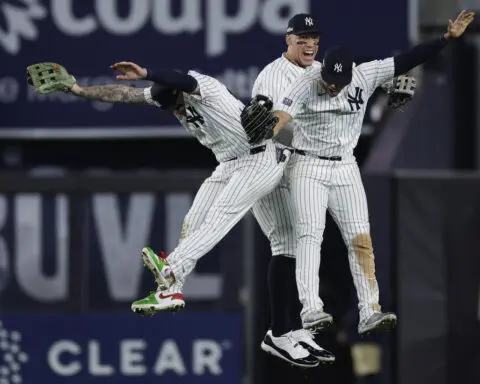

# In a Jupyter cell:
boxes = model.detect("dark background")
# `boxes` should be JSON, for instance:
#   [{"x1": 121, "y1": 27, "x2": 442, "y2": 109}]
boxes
[{"x1": 1, "y1": 1, "x2": 480, "y2": 383}]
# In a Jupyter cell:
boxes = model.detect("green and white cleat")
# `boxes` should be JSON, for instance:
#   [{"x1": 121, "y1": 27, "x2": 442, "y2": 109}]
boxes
[
  {"x1": 142, "y1": 247, "x2": 176, "y2": 290},
  {"x1": 131, "y1": 290, "x2": 185, "y2": 315}
]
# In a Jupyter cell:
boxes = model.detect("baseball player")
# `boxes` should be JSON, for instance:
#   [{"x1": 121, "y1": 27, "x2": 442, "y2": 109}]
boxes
[
  {"x1": 123, "y1": 63, "x2": 330, "y2": 367},
  {"x1": 248, "y1": 10, "x2": 474, "y2": 335},
  {"x1": 251, "y1": 11, "x2": 416, "y2": 360},
  {"x1": 27, "y1": 61, "x2": 331, "y2": 367},
  {"x1": 249, "y1": 13, "x2": 326, "y2": 363},
  {"x1": 27, "y1": 60, "x2": 328, "y2": 367}
]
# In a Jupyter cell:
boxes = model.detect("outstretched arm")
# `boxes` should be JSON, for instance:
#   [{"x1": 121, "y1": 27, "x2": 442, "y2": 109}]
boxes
[
  {"x1": 358, "y1": 10, "x2": 474, "y2": 94},
  {"x1": 394, "y1": 10, "x2": 474, "y2": 75},
  {"x1": 26, "y1": 62, "x2": 151, "y2": 104},
  {"x1": 110, "y1": 61, "x2": 198, "y2": 93},
  {"x1": 70, "y1": 83, "x2": 148, "y2": 104}
]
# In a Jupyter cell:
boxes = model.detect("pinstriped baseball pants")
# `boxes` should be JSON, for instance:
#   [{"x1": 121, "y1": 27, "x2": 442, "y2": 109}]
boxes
[
  {"x1": 168, "y1": 141, "x2": 290, "y2": 282},
  {"x1": 251, "y1": 174, "x2": 296, "y2": 258},
  {"x1": 288, "y1": 153, "x2": 381, "y2": 322}
]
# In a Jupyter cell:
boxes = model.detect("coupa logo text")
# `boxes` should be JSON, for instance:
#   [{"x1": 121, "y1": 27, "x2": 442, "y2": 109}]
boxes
[
  {"x1": 46, "y1": 338, "x2": 233, "y2": 377},
  {"x1": 0, "y1": 0, "x2": 310, "y2": 56}
]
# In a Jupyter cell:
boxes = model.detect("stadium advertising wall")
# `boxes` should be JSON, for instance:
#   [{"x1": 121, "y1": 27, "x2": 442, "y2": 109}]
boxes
[
  {"x1": 1, "y1": 0, "x2": 408, "y2": 137},
  {"x1": 0, "y1": 313, "x2": 242, "y2": 383}
]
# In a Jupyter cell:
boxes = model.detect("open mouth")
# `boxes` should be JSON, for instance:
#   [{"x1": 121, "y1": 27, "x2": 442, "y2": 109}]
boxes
[{"x1": 302, "y1": 50, "x2": 315, "y2": 59}]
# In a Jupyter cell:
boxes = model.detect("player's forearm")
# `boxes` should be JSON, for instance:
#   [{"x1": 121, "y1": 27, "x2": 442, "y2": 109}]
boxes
[
  {"x1": 273, "y1": 111, "x2": 292, "y2": 136},
  {"x1": 393, "y1": 36, "x2": 449, "y2": 76},
  {"x1": 70, "y1": 83, "x2": 148, "y2": 104}
]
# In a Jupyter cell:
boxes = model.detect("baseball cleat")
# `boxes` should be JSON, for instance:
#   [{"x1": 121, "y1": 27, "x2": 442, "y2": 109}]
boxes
[
  {"x1": 261, "y1": 330, "x2": 319, "y2": 368},
  {"x1": 142, "y1": 247, "x2": 176, "y2": 290},
  {"x1": 302, "y1": 311, "x2": 334, "y2": 331},
  {"x1": 289, "y1": 329, "x2": 335, "y2": 363},
  {"x1": 358, "y1": 312, "x2": 397, "y2": 335},
  {"x1": 131, "y1": 290, "x2": 185, "y2": 315}
]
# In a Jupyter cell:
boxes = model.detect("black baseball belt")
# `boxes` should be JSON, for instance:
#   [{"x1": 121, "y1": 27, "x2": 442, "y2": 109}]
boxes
[
  {"x1": 294, "y1": 149, "x2": 342, "y2": 161},
  {"x1": 226, "y1": 145, "x2": 267, "y2": 162}
]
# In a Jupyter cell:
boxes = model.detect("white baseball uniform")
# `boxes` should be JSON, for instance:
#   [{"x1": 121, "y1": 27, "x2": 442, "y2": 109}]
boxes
[
  {"x1": 251, "y1": 55, "x2": 321, "y2": 257},
  {"x1": 275, "y1": 58, "x2": 395, "y2": 322},
  {"x1": 144, "y1": 70, "x2": 290, "y2": 286}
]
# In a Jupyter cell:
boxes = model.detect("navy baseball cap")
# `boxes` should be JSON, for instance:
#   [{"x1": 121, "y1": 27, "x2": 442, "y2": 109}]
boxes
[
  {"x1": 286, "y1": 13, "x2": 321, "y2": 36},
  {"x1": 322, "y1": 46, "x2": 353, "y2": 86}
]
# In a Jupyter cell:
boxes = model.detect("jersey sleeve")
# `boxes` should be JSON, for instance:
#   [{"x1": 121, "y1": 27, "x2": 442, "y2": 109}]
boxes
[
  {"x1": 187, "y1": 70, "x2": 221, "y2": 101},
  {"x1": 143, "y1": 87, "x2": 161, "y2": 108},
  {"x1": 273, "y1": 72, "x2": 312, "y2": 118},
  {"x1": 252, "y1": 64, "x2": 286, "y2": 102},
  {"x1": 251, "y1": 70, "x2": 265, "y2": 98},
  {"x1": 357, "y1": 58, "x2": 395, "y2": 95}
]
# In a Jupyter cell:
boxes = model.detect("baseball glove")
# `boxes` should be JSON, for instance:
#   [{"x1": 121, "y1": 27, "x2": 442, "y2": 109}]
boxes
[
  {"x1": 26, "y1": 62, "x2": 76, "y2": 94},
  {"x1": 241, "y1": 95, "x2": 279, "y2": 145},
  {"x1": 382, "y1": 74, "x2": 417, "y2": 109}
]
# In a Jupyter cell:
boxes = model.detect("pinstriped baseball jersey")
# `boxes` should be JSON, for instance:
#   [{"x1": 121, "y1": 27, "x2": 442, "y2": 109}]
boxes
[
  {"x1": 144, "y1": 70, "x2": 251, "y2": 163},
  {"x1": 249, "y1": 55, "x2": 322, "y2": 257},
  {"x1": 252, "y1": 55, "x2": 321, "y2": 148},
  {"x1": 142, "y1": 69, "x2": 292, "y2": 291},
  {"x1": 281, "y1": 57, "x2": 396, "y2": 323},
  {"x1": 275, "y1": 58, "x2": 395, "y2": 157}
]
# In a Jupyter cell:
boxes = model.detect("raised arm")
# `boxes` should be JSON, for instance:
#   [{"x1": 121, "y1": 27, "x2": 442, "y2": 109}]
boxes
[
  {"x1": 26, "y1": 62, "x2": 151, "y2": 104},
  {"x1": 393, "y1": 10, "x2": 474, "y2": 76},
  {"x1": 72, "y1": 60, "x2": 200, "y2": 103},
  {"x1": 70, "y1": 83, "x2": 148, "y2": 104},
  {"x1": 357, "y1": 10, "x2": 474, "y2": 99},
  {"x1": 110, "y1": 61, "x2": 198, "y2": 93}
]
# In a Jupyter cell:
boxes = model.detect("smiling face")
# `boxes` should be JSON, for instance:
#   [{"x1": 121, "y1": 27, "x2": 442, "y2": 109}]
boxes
[{"x1": 285, "y1": 34, "x2": 320, "y2": 68}]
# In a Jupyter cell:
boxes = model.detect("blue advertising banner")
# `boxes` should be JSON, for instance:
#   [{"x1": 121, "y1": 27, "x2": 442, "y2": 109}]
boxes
[
  {"x1": 0, "y1": 188, "x2": 246, "y2": 312},
  {"x1": 0, "y1": 0, "x2": 409, "y2": 138},
  {"x1": 0, "y1": 313, "x2": 242, "y2": 383}
]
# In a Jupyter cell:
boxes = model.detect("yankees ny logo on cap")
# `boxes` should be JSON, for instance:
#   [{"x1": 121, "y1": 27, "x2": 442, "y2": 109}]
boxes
[
  {"x1": 286, "y1": 13, "x2": 320, "y2": 36},
  {"x1": 322, "y1": 46, "x2": 353, "y2": 85}
]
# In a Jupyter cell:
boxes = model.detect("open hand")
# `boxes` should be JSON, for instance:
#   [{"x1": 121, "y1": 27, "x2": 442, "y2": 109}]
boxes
[
  {"x1": 110, "y1": 61, "x2": 148, "y2": 80},
  {"x1": 445, "y1": 10, "x2": 475, "y2": 39}
]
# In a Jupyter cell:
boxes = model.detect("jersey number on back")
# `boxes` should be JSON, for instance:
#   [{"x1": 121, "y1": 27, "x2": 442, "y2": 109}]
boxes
[{"x1": 186, "y1": 106, "x2": 205, "y2": 128}]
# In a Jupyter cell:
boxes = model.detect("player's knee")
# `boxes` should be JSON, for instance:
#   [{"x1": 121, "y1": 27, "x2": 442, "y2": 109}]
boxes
[
  {"x1": 179, "y1": 220, "x2": 190, "y2": 241},
  {"x1": 296, "y1": 222, "x2": 324, "y2": 245},
  {"x1": 350, "y1": 233, "x2": 376, "y2": 276},
  {"x1": 274, "y1": 227, "x2": 296, "y2": 254},
  {"x1": 181, "y1": 210, "x2": 207, "y2": 238},
  {"x1": 350, "y1": 233, "x2": 373, "y2": 253}
]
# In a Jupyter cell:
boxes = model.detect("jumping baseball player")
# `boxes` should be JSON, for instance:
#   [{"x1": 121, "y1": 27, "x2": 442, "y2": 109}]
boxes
[
  {"x1": 245, "y1": 10, "x2": 474, "y2": 335},
  {"x1": 26, "y1": 60, "x2": 327, "y2": 367},
  {"x1": 251, "y1": 11, "x2": 416, "y2": 361},
  {"x1": 250, "y1": 13, "x2": 328, "y2": 364}
]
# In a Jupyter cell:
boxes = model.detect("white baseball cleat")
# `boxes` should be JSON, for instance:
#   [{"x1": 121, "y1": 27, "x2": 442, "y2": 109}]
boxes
[
  {"x1": 261, "y1": 330, "x2": 319, "y2": 368},
  {"x1": 289, "y1": 329, "x2": 335, "y2": 363}
]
